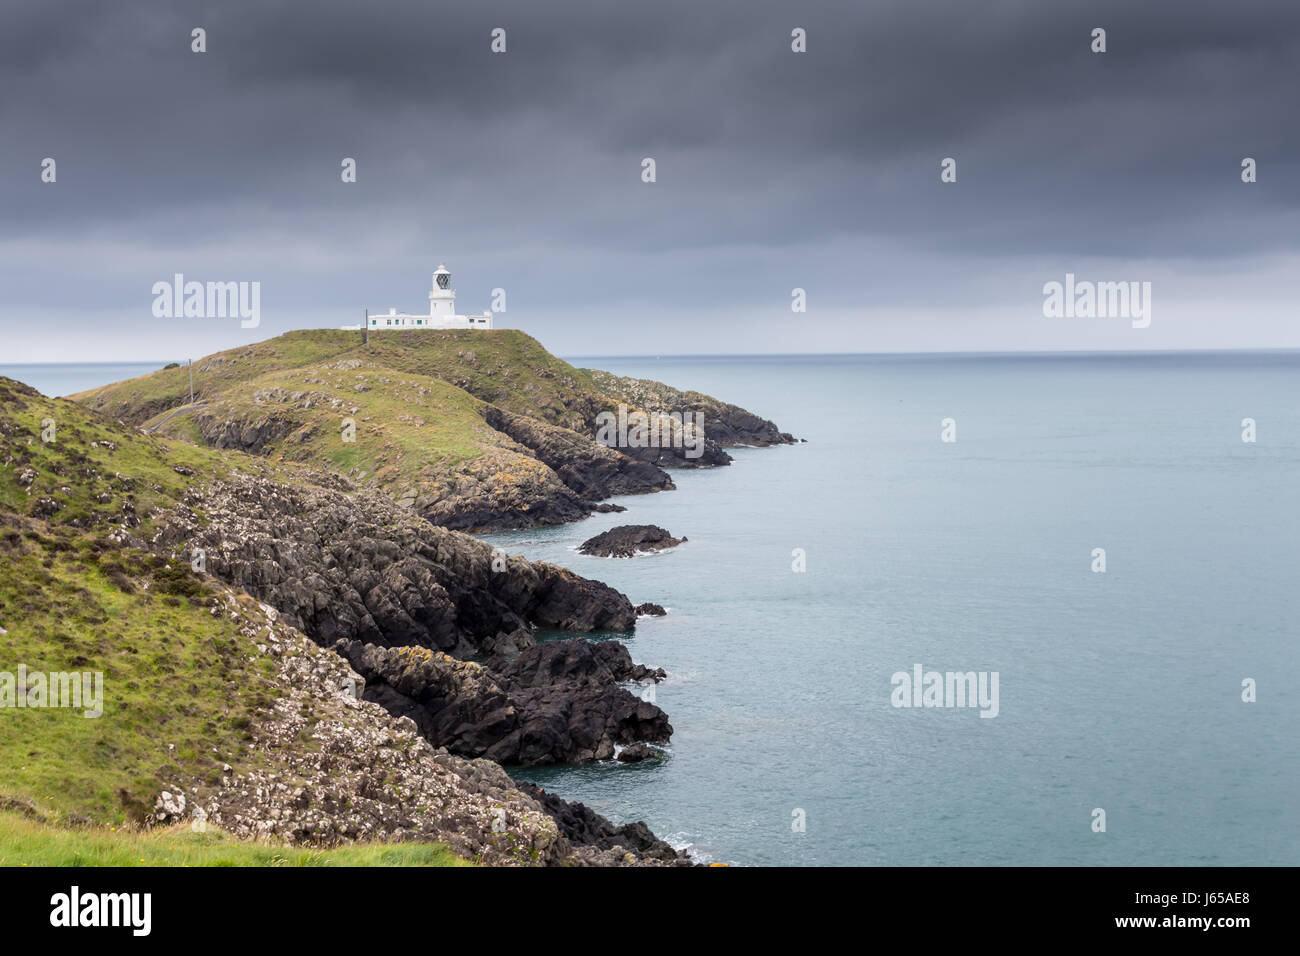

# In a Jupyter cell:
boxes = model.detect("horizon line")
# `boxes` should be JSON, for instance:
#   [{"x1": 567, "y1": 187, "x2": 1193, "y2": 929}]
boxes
[{"x1": 6, "y1": 345, "x2": 1300, "y2": 368}]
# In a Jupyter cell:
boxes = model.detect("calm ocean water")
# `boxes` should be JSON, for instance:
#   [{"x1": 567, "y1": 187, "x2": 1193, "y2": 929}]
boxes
[
  {"x1": 6, "y1": 354, "x2": 1297, "y2": 865},
  {"x1": 0, "y1": 363, "x2": 171, "y2": 398},
  {"x1": 499, "y1": 352, "x2": 1300, "y2": 866}
]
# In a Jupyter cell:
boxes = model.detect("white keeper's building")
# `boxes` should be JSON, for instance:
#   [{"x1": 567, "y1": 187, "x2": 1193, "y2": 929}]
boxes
[{"x1": 364, "y1": 263, "x2": 493, "y2": 331}]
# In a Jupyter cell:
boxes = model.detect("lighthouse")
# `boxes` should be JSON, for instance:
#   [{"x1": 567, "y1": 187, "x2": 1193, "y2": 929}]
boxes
[
  {"x1": 428, "y1": 263, "x2": 456, "y2": 318},
  {"x1": 363, "y1": 262, "x2": 494, "y2": 331}
]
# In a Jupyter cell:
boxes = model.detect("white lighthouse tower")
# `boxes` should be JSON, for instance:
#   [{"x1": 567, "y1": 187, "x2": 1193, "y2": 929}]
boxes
[
  {"x1": 363, "y1": 262, "x2": 494, "y2": 331},
  {"x1": 429, "y1": 263, "x2": 456, "y2": 318}
]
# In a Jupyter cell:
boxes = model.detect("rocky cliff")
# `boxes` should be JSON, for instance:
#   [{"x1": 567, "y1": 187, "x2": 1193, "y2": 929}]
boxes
[
  {"x1": 10, "y1": 330, "x2": 794, "y2": 865},
  {"x1": 0, "y1": 375, "x2": 685, "y2": 863}
]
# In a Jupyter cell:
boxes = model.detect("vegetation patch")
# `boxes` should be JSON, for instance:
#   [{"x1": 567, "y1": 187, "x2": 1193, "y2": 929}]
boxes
[
  {"x1": 0, "y1": 513, "x2": 277, "y2": 824},
  {"x1": 0, "y1": 811, "x2": 468, "y2": 866}
]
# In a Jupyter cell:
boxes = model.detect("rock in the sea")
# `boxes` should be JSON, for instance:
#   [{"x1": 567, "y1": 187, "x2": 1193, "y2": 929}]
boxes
[
  {"x1": 634, "y1": 602, "x2": 666, "y2": 616},
  {"x1": 579, "y1": 525, "x2": 686, "y2": 558},
  {"x1": 628, "y1": 663, "x2": 666, "y2": 681}
]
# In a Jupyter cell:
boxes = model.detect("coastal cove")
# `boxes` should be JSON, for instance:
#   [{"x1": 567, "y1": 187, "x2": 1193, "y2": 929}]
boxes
[{"x1": 498, "y1": 352, "x2": 1299, "y2": 866}]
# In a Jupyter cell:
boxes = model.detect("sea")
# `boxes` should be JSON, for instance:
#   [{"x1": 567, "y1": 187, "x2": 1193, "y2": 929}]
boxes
[{"x1": 5, "y1": 353, "x2": 1297, "y2": 866}]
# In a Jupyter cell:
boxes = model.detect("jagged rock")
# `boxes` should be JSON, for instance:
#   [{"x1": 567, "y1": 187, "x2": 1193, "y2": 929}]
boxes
[
  {"x1": 337, "y1": 637, "x2": 672, "y2": 765},
  {"x1": 616, "y1": 743, "x2": 661, "y2": 763},
  {"x1": 477, "y1": 626, "x2": 534, "y2": 663},
  {"x1": 171, "y1": 594, "x2": 577, "y2": 864},
  {"x1": 602, "y1": 429, "x2": 733, "y2": 470},
  {"x1": 628, "y1": 662, "x2": 666, "y2": 681},
  {"x1": 514, "y1": 781, "x2": 689, "y2": 864},
  {"x1": 151, "y1": 473, "x2": 636, "y2": 656},
  {"x1": 415, "y1": 449, "x2": 595, "y2": 532},
  {"x1": 635, "y1": 602, "x2": 666, "y2": 616},
  {"x1": 480, "y1": 405, "x2": 673, "y2": 500},
  {"x1": 583, "y1": 368, "x2": 797, "y2": 452},
  {"x1": 579, "y1": 525, "x2": 687, "y2": 558},
  {"x1": 153, "y1": 789, "x2": 186, "y2": 822}
]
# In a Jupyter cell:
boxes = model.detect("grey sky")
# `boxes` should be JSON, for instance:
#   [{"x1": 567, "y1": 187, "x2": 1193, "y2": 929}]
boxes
[{"x1": 2, "y1": 0, "x2": 1298, "y2": 361}]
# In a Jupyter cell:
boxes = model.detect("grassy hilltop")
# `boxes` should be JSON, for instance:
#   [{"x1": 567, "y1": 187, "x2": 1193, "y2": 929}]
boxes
[
  {"x1": 68, "y1": 329, "x2": 789, "y2": 532},
  {"x1": 69, "y1": 330, "x2": 627, "y2": 531},
  {"x1": 72, "y1": 329, "x2": 610, "y2": 432}
]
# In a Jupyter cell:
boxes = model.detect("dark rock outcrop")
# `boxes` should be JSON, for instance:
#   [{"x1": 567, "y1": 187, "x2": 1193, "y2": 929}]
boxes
[
  {"x1": 152, "y1": 474, "x2": 662, "y2": 765},
  {"x1": 153, "y1": 589, "x2": 675, "y2": 865},
  {"x1": 579, "y1": 524, "x2": 687, "y2": 558},
  {"x1": 635, "y1": 602, "x2": 667, "y2": 616},
  {"x1": 336, "y1": 637, "x2": 672, "y2": 765},
  {"x1": 153, "y1": 473, "x2": 636, "y2": 657},
  {"x1": 416, "y1": 454, "x2": 594, "y2": 533},
  {"x1": 608, "y1": 436, "x2": 734, "y2": 470},
  {"x1": 583, "y1": 368, "x2": 797, "y2": 453},
  {"x1": 514, "y1": 781, "x2": 690, "y2": 863},
  {"x1": 695, "y1": 404, "x2": 796, "y2": 447},
  {"x1": 616, "y1": 743, "x2": 661, "y2": 763},
  {"x1": 480, "y1": 405, "x2": 674, "y2": 499},
  {"x1": 180, "y1": 406, "x2": 300, "y2": 454}
]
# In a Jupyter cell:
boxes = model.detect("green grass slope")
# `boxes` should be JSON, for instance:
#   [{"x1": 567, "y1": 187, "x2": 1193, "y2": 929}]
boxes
[
  {"x1": 138, "y1": 359, "x2": 556, "y2": 505},
  {"x1": 0, "y1": 378, "x2": 302, "y2": 825},
  {"x1": 350, "y1": 329, "x2": 614, "y2": 432},
  {"x1": 0, "y1": 381, "x2": 474, "y2": 863},
  {"x1": 70, "y1": 328, "x2": 630, "y2": 435},
  {"x1": 70, "y1": 331, "x2": 362, "y2": 425},
  {"x1": 0, "y1": 376, "x2": 266, "y2": 536},
  {"x1": 0, "y1": 811, "x2": 468, "y2": 866},
  {"x1": 0, "y1": 514, "x2": 278, "y2": 824}
]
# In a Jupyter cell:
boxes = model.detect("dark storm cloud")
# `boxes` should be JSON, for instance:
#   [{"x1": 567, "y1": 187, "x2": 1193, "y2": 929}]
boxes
[{"x1": 1, "y1": 0, "x2": 1298, "y2": 358}]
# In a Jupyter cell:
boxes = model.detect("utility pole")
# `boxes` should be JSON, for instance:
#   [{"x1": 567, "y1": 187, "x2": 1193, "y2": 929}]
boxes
[
  {"x1": 364, "y1": 308, "x2": 369, "y2": 346},
  {"x1": 188, "y1": 359, "x2": 194, "y2": 404}
]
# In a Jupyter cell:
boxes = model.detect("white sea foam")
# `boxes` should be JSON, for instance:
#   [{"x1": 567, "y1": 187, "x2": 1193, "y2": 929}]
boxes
[{"x1": 664, "y1": 834, "x2": 711, "y2": 865}]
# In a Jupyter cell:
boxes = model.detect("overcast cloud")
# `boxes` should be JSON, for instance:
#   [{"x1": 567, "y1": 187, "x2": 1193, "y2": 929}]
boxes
[{"x1": 2, "y1": 0, "x2": 1298, "y2": 361}]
